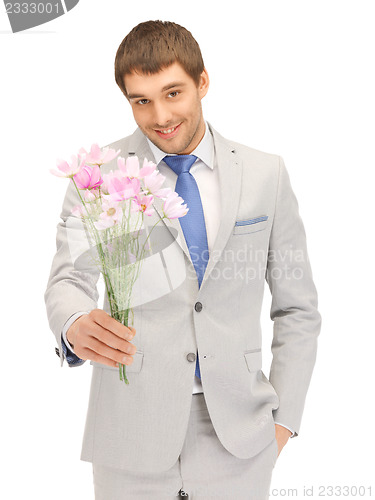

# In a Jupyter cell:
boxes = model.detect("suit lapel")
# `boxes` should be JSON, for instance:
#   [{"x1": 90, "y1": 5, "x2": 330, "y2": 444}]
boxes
[
  {"x1": 127, "y1": 123, "x2": 243, "y2": 291},
  {"x1": 200, "y1": 124, "x2": 243, "y2": 289},
  {"x1": 127, "y1": 127, "x2": 154, "y2": 161}
]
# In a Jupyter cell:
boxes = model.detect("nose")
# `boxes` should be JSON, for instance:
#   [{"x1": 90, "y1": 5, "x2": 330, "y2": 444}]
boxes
[{"x1": 153, "y1": 101, "x2": 173, "y2": 129}]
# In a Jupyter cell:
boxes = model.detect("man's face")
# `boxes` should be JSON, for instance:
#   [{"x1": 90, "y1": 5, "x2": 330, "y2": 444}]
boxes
[{"x1": 123, "y1": 62, "x2": 209, "y2": 155}]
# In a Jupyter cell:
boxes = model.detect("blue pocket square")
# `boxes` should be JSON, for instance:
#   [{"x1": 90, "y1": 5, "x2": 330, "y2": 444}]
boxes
[{"x1": 235, "y1": 215, "x2": 268, "y2": 226}]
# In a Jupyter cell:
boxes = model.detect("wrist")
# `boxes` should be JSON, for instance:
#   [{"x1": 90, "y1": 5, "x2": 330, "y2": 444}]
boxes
[
  {"x1": 67, "y1": 316, "x2": 83, "y2": 348},
  {"x1": 62, "y1": 312, "x2": 88, "y2": 356}
]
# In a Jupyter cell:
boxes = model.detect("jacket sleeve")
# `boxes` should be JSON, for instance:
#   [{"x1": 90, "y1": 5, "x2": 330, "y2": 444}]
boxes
[
  {"x1": 44, "y1": 179, "x2": 101, "y2": 367},
  {"x1": 266, "y1": 156, "x2": 322, "y2": 436}
]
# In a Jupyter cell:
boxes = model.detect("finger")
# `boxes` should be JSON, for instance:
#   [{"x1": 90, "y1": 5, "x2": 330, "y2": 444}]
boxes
[
  {"x1": 88, "y1": 320, "x2": 136, "y2": 355},
  {"x1": 91, "y1": 310, "x2": 135, "y2": 341},
  {"x1": 97, "y1": 328, "x2": 137, "y2": 356},
  {"x1": 82, "y1": 321, "x2": 136, "y2": 356},
  {"x1": 79, "y1": 347, "x2": 128, "y2": 369},
  {"x1": 86, "y1": 337, "x2": 135, "y2": 366},
  {"x1": 128, "y1": 326, "x2": 136, "y2": 335}
]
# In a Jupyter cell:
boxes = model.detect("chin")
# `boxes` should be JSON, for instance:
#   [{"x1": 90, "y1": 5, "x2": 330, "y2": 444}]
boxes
[{"x1": 152, "y1": 138, "x2": 185, "y2": 155}]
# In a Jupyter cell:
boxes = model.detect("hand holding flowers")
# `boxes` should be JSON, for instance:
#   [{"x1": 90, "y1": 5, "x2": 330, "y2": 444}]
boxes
[{"x1": 51, "y1": 143, "x2": 188, "y2": 384}]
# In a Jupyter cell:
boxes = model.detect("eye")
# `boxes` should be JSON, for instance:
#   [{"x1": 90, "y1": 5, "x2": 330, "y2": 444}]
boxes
[
  {"x1": 167, "y1": 91, "x2": 179, "y2": 98},
  {"x1": 136, "y1": 99, "x2": 150, "y2": 105}
]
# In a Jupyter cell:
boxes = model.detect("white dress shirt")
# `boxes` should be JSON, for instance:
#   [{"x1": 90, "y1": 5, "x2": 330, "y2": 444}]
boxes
[
  {"x1": 147, "y1": 121, "x2": 220, "y2": 396},
  {"x1": 61, "y1": 121, "x2": 295, "y2": 436}
]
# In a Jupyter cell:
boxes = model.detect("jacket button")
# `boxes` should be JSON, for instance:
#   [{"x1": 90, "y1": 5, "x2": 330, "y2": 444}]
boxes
[
  {"x1": 187, "y1": 352, "x2": 196, "y2": 362},
  {"x1": 194, "y1": 302, "x2": 203, "y2": 312}
]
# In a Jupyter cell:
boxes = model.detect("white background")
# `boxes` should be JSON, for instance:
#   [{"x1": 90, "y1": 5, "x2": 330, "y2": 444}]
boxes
[{"x1": 1, "y1": 1, "x2": 374, "y2": 498}]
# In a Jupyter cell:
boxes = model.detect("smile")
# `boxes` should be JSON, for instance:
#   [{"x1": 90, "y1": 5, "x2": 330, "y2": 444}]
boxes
[
  {"x1": 155, "y1": 123, "x2": 181, "y2": 139},
  {"x1": 160, "y1": 127, "x2": 176, "y2": 134}
]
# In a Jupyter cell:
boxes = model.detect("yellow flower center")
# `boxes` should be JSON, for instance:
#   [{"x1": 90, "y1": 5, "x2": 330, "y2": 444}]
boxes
[{"x1": 107, "y1": 207, "x2": 116, "y2": 216}]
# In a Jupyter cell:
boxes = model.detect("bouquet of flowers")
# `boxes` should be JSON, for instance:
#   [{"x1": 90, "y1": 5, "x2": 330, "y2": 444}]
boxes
[{"x1": 51, "y1": 143, "x2": 188, "y2": 384}]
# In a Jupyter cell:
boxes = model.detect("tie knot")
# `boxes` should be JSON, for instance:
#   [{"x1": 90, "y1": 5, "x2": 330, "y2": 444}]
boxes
[{"x1": 163, "y1": 155, "x2": 198, "y2": 176}]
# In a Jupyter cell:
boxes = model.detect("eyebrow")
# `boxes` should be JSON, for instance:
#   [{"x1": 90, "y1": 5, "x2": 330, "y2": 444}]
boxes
[{"x1": 128, "y1": 81, "x2": 187, "y2": 100}]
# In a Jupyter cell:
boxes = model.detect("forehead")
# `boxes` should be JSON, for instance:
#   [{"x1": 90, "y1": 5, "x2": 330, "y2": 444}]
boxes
[{"x1": 124, "y1": 62, "x2": 195, "y2": 99}]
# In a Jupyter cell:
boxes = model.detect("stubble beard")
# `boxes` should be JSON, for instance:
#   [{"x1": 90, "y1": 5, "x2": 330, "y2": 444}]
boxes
[{"x1": 142, "y1": 103, "x2": 203, "y2": 155}]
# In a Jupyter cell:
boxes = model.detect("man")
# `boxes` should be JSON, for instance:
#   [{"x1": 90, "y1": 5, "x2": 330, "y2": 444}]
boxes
[{"x1": 45, "y1": 20, "x2": 321, "y2": 499}]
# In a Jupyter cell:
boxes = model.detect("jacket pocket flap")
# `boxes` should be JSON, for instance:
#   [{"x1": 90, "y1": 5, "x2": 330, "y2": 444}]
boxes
[
  {"x1": 244, "y1": 349, "x2": 262, "y2": 372},
  {"x1": 90, "y1": 350, "x2": 144, "y2": 373}
]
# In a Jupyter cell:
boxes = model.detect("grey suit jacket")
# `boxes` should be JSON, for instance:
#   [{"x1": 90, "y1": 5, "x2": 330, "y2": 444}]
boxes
[{"x1": 44, "y1": 122, "x2": 321, "y2": 473}]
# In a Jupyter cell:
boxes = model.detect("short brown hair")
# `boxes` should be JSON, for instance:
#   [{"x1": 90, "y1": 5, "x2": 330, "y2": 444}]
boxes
[{"x1": 114, "y1": 20, "x2": 205, "y2": 97}]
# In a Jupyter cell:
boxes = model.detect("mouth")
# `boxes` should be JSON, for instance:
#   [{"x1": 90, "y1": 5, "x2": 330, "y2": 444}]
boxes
[{"x1": 154, "y1": 123, "x2": 181, "y2": 139}]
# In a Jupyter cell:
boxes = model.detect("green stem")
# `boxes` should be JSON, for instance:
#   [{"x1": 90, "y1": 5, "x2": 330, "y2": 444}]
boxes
[
  {"x1": 71, "y1": 179, "x2": 118, "y2": 316},
  {"x1": 116, "y1": 213, "x2": 165, "y2": 386}
]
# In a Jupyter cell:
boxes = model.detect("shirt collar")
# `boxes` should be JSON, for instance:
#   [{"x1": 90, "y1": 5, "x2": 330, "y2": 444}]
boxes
[{"x1": 146, "y1": 121, "x2": 214, "y2": 170}]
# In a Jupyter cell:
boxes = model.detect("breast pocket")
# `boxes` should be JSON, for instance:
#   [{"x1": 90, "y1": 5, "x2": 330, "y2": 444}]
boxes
[
  {"x1": 244, "y1": 348, "x2": 262, "y2": 372},
  {"x1": 233, "y1": 215, "x2": 268, "y2": 235},
  {"x1": 90, "y1": 350, "x2": 144, "y2": 373}
]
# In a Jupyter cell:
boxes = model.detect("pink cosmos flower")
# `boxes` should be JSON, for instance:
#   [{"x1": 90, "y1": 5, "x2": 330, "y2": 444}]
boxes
[
  {"x1": 162, "y1": 191, "x2": 189, "y2": 219},
  {"x1": 71, "y1": 192, "x2": 96, "y2": 217},
  {"x1": 83, "y1": 189, "x2": 100, "y2": 202},
  {"x1": 118, "y1": 156, "x2": 157, "y2": 179},
  {"x1": 74, "y1": 164, "x2": 103, "y2": 190},
  {"x1": 143, "y1": 170, "x2": 172, "y2": 198},
  {"x1": 94, "y1": 199, "x2": 123, "y2": 230},
  {"x1": 107, "y1": 175, "x2": 140, "y2": 202},
  {"x1": 79, "y1": 143, "x2": 120, "y2": 166},
  {"x1": 101, "y1": 170, "x2": 119, "y2": 195},
  {"x1": 50, "y1": 154, "x2": 85, "y2": 178},
  {"x1": 131, "y1": 193, "x2": 155, "y2": 216},
  {"x1": 140, "y1": 158, "x2": 158, "y2": 177}
]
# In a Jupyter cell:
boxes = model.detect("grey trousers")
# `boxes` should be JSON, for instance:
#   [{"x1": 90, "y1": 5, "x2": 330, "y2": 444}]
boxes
[{"x1": 93, "y1": 393, "x2": 278, "y2": 500}]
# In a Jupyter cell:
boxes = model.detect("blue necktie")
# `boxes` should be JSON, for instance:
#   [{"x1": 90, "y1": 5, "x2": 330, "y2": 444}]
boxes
[{"x1": 163, "y1": 155, "x2": 209, "y2": 380}]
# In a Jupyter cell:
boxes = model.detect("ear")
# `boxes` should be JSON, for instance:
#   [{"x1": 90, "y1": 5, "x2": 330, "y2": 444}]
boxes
[{"x1": 198, "y1": 68, "x2": 210, "y2": 99}]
